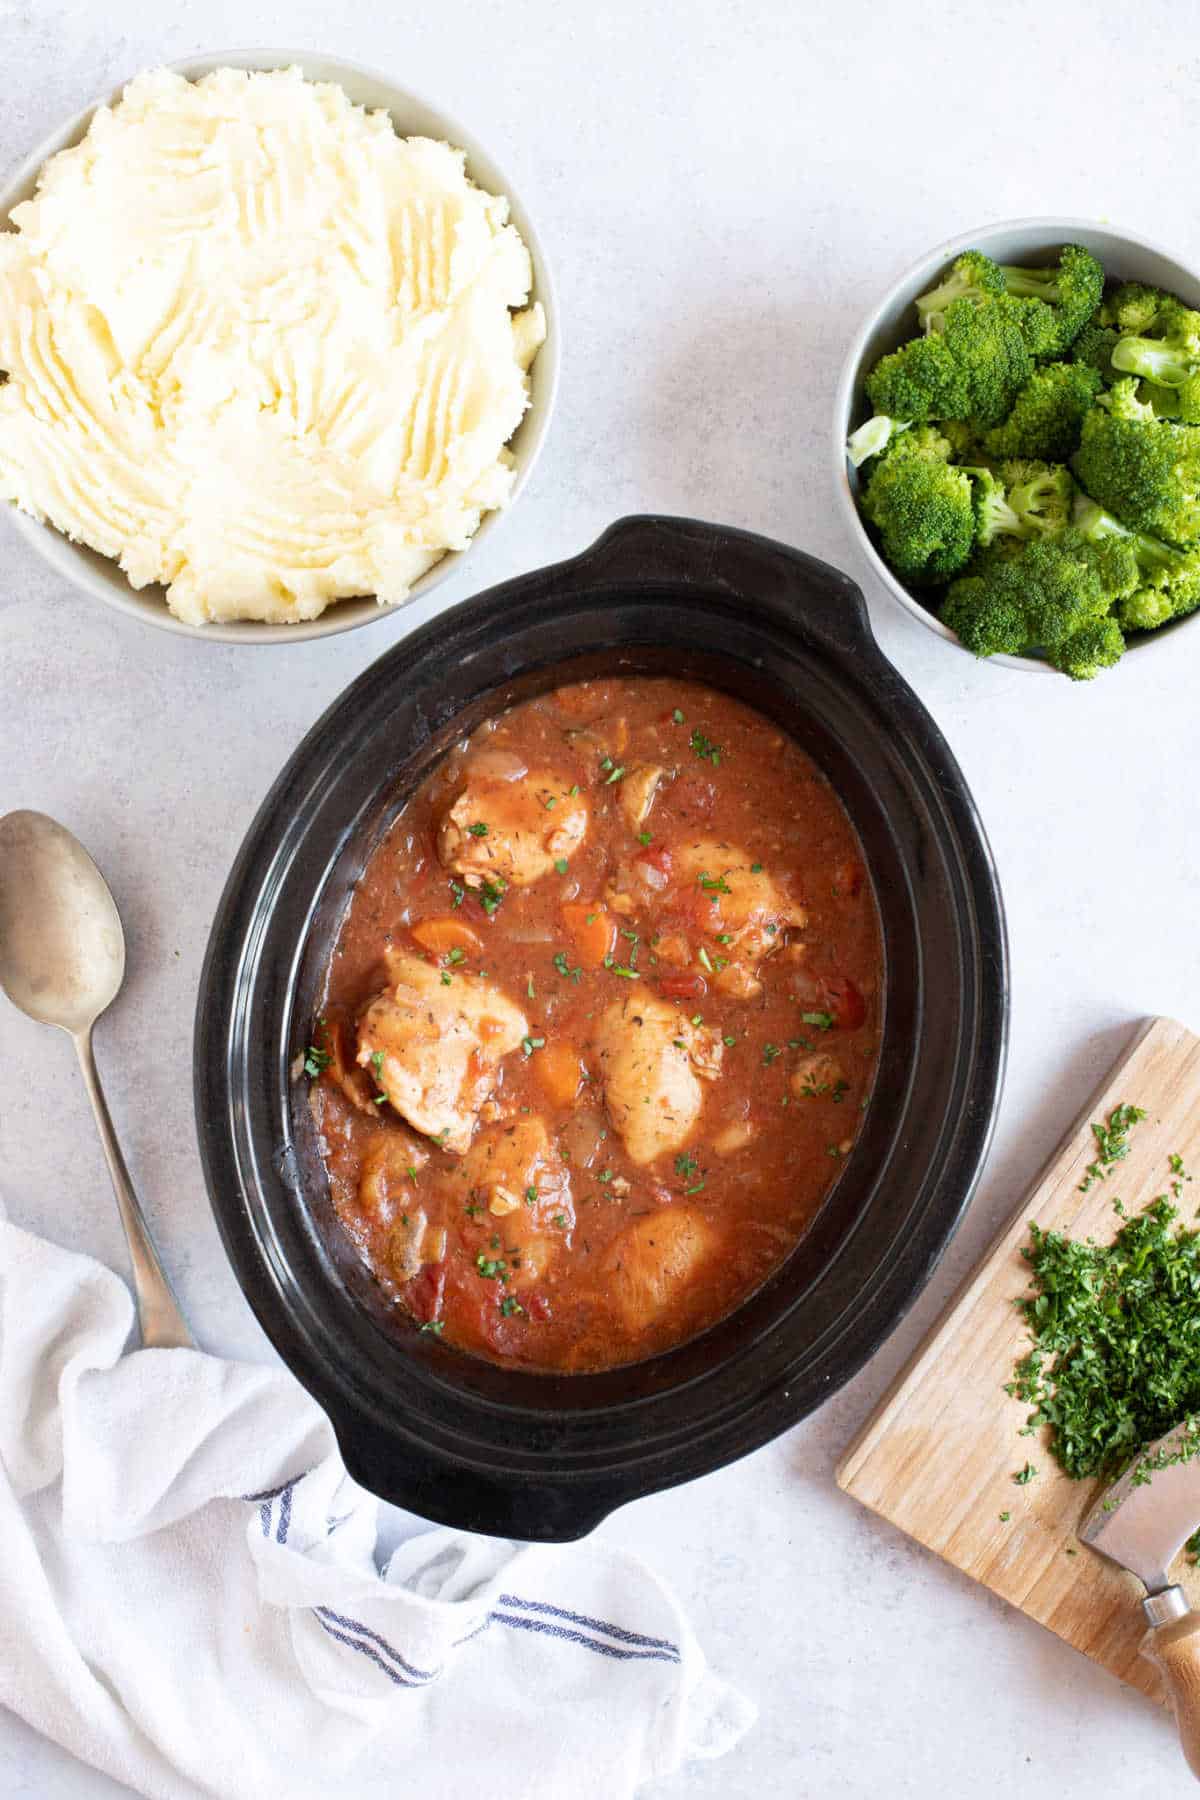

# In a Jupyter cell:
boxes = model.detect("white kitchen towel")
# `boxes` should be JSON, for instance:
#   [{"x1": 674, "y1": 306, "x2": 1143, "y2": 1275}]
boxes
[{"x1": 0, "y1": 1216, "x2": 754, "y2": 1800}]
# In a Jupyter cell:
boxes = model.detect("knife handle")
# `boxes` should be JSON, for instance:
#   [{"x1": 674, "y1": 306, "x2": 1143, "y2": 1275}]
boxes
[{"x1": 1141, "y1": 1594, "x2": 1200, "y2": 1780}]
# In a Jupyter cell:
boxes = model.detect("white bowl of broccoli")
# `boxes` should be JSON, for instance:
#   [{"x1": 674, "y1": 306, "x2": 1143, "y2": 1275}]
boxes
[{"x1": 833, "y1": 219, "x2": 1200, "y2": 679}]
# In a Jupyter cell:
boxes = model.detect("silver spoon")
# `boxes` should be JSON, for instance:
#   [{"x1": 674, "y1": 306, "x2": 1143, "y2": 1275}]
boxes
[{"x1": 0, "y1": 810, "x2": 193, "y2": 1348}]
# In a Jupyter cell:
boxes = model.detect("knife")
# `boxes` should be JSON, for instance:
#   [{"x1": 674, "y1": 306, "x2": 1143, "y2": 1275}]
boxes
[{"x1": 1082, "y1": 1425, "x2": 1200, "y2": 1778}]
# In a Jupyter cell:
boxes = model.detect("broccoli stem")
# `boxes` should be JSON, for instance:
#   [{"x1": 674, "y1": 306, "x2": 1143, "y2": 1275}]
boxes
[
  {"x1": 1111, "y1": 336, "x2": 1193, "y2": 387},
  {"x1": 846, "y1": 416, "x2": 909, "y2": 468}
]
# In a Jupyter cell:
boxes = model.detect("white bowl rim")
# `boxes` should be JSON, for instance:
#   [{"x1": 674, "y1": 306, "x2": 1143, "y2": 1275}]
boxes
[
  {"x1": 832, "y1": 214, "x2": 1200, "y2": 676},
  {"x1": 0, "y1": 46, "x2": 561, "y2": 645}
]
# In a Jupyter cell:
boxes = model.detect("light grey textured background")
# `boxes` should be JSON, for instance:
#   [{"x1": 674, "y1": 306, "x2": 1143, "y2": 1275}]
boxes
[{"x1": 2, "y1": 1, "x2": 1199, "y2": 1794}]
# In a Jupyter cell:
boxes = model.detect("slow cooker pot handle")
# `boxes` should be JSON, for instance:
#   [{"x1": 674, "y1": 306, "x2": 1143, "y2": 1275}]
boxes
[{"x1": 570, "y1": 513, "x2": 875, "y2": 658}]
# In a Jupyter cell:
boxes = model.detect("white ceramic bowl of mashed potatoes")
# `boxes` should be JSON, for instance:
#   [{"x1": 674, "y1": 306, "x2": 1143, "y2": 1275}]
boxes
[{"x1": 0, "y1": 50, "x2": 559, "y2": 642}]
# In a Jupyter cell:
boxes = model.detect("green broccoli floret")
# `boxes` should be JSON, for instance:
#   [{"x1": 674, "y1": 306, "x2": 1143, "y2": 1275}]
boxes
[
  {"x1": 1071, "y1": 315, "x2": 1121, "y2": 379},
  {"x1": 939, "y1": 418, "x2": 984, "y2": 461},
  {"x1": 865, "y1": 330, "x2": 969, "y2": 423},
  {"x1": 1072, "y1": 379, "x2": 1200, "y2": 546},
  {"x1": 1098, "y1": 282, "x2": 1174, "y2": 334},
  {"x1": 982, "y1": 362, "x2": 1103, "y2": 461},
  {"x1": 914, "y1": 250, "x2": 1006, "y2": 333},
  {"x1": 941, "y1": 577, "x2": 1028, "y2": 656},
  {"x1": 938, "y1": 296, "x2": 1036, "y2": 425},
  {"x1": 866, "y1": 294, "x2": 1033, "y2": 426},
  {"x1": 1000, "y1": 460, "x2": 1075, "y2": 536},
  {"x1": 941, "y1": 528, "x2": 1138, "y2": 675},
  {"x1": 1073, "y1": 492, "x2": 1200, "y2": 629},
  {"x1": 996, "y1": 246, "x2": 1104, "y2": 353},
  {"x1": 963, "y1": 467, "x2": 1022, "y2": 547},
  {"x1": 860, "y1": 428, "x2": 975, "y2": 584},
  {"x1": 1137, "y1": 379, "x2": 1200, "y2": 425},
  {"x1": 1110, "y1": 303, "x2": 1200, "y2": 425},
  {"x1": 1050, "y1": 616, "x2": 1126, "y2": 680}
]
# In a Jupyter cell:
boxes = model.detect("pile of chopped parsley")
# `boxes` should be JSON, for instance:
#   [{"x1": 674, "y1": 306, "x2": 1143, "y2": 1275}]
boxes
[{"x1": 1008, "y1": 1105, "x2": 1200, "y2": 1485}]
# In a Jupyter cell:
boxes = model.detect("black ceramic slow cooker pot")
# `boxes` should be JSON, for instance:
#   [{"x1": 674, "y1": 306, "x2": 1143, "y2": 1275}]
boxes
[{"x1": 195, "y1": 516, "x2": 1008, "y2": 1541}]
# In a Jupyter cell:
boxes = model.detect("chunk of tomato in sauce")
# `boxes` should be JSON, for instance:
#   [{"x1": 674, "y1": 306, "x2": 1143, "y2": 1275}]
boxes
[
  {"x1": 657, "y1": 971, "x2": 708, "y2": 1003},
  {"x1": 405, "y1": 1261, "x2": 446, "y2": 1325}
]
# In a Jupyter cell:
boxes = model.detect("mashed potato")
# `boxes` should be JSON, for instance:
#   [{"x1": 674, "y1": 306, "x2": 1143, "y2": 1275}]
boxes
[{"x1": 0, "y1": 67, "x2": 545, "y2": 624}]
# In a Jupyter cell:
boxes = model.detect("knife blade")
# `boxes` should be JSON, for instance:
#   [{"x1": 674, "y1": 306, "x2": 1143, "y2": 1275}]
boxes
[
  {"x1": 1080, "y1": 1421, "x2": 1200, "y2": 1780},
  {"x1": 1081, "y1": 1421, "x2": 1200, "y2": 1595}
]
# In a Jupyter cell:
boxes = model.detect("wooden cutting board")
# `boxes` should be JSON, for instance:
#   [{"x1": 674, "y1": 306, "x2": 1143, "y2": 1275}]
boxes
[{"x1": 838, "y1": 1014, "x2": 1200, "y2": 1704}]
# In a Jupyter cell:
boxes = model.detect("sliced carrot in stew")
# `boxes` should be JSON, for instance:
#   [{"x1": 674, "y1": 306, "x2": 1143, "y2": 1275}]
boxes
[
  {"x1": 534, "y1": 1039, "x2": 585, "y2": 1108},
  {"x1": 561, "y1": 901, "x2": 618, "y2": 968},
  {"x1": 411, "y1": 915, "x2": 486, "y2": 958}
]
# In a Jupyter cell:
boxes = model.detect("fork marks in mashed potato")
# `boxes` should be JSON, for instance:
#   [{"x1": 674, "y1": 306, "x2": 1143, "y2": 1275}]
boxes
[{"x1": 0, "y1": 66, "x2": 545, "y2": 625}]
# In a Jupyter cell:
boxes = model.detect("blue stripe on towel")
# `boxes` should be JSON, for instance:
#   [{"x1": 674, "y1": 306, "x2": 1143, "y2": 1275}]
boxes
[
  {"x1": 498, "y1": 1594, "x2": 680, "y2": 1657},
  {"x1": 314, "y1": 1607, "x2": 439, "y2": 1683},
  {"x1": 314, "y1": 1614, "x2": 421, "y2": 1687},
  {"x1": 490, "y1": 1611, "x2": 681, "y2": 1664},
  {"x1": 275, "y1": 1480, "x2": 294, "y2": 1545}
]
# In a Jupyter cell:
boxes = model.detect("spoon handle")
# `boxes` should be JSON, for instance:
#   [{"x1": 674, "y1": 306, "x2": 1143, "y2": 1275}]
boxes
[{"x1": 73, "y1": 1029, "x2": 195, "y2": 1350}]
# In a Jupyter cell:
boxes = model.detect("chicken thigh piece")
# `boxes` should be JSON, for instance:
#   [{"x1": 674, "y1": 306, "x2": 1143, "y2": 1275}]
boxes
[
  {"x1": 438, "y1": 772, "x2": 588, "y2": 890},
  {"x1": 356, "y1": 951, "x2": 528, "y2": 1154},
  {"x1": 591, "y1": 986, "x2": 723, "y2": 1166},
  {"x1": 603, "y1": 1207, "x2": 718, "y2": 1334},
  {"x1": 673, "y1": 838, "x2": 808, "y2": 998},
  {"x1": 459, "y1": 1115, "x2": 574, "y2": 1288}
]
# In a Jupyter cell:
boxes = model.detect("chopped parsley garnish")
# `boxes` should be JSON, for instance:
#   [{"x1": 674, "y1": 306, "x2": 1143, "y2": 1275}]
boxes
[
  {"x1": 553, "y1": 1212, "x2": 568, "y2": 1228},
  {"x1": 672, "y1": 708, "x2": 685, "y2": 724},
  {"x1": 1008, "y1": 1141, "x2": 1200, "y2": 1484},
  {"x1": 722, "y1": 1034, "x2": 736, "y2": 1047},
  {"x1": 525, "y1": 1186, "x2": 538, "y2": 1205},
  {"x1": 406, "y1": 1165, "x2": 419, "y2": 1181},
  {"x1": 750, "y1": 861, "x2": 763, "y2": 874},
  {"x1": 554, "y1": 857, "x2": 569, "y2": 875},
  {"x1": 762, "y1": 1043, "x2": 781, "y2": 1065},
  {"x1": 465, "y1": 1201, "x2": 483, "y2": 1218},
  {"x1": 637, "y1": 831, "x2": 652, "y2": 846},
  {"x1": 450, "y1": 880, "x2": 465, "y2": 908},
  {"x1": 543, "y1": 794, "x2": 557, "y2": 809},
  {"x1": 826, "y1": 1143, "x2": 844, "y2": 1160},
  {"x1": 447, "y1": 947, "x2": 466, "y2": 965},
  {"x1": 1078, "y1": 1101, "x2": 1147, "y2": 1192},
  {"x1": 371, "y1": 1050, "x2": 384, "y2": 1075},
  {"x1": 597, "y1": 1168, "x2": 612, "y2": 1184},
  {"x1": 675, "y1": 1151, "x2": 699, "y2": 1179},
  {"x1": 1013, "y1": 1462, "x2": 1038, "y2": 1486},
  {"x1": 802, "y1": 1010, "x2": 834, "y2": 1030},
  {"x1": 698, "y1": 871, "x2": 731, "y2": 896},
  {"x1": 553, "y1": 949, "x2": 582, "y2": 983},
  {"x1": 466, "y1": 821, "x2": 489, "y2": 837},
  {"x1": 832, "y1": 1080, "x2": 849, "y2": 1104},
  {"x1": 476, "y1": 1253, "x2": 508, "y2": 1281},
  {"x1": 304, "y1": 1042, "x2": 332, "y2": 1077},
  {"x1": 604, "y1": 764, "x2": 625, "y2": 784},
  {"x1": 611, "y1": 965, "x2": 638, "y2": 979},
  {"x1": 478, "y1": 876, "x2": 507, "y2": 916},
  {"x1": 685, "y1": 1179, "x2": 706, "y2": 1195},
  {"x1": 419, "y1": 1320, "x2": 445, "y2": 1335},
  {"x1": 715, "y1": 933, "x2": 732, "y2": 944},
  {"x1": 698, "y1": 946, "x2": 714, "y2": 973},
  {"x1": 499, "y1": 1295, "x2": 525, "y2": 1318},
  {"x1": 690, "y1": 729, "x2": 722, "y2": 765},
  {"x1": 527, "y1": 974, "x2": 536, "y2": 999},
  {"x1": 521, "y1": 1035, "x2": 546, "y2": 1056},
  {"x1": 998, "y1": 1510, "x2": 1010, "y2": 1522},
  {"x1": 440, "y1": 971, "x2": 452, "y2": 986}
]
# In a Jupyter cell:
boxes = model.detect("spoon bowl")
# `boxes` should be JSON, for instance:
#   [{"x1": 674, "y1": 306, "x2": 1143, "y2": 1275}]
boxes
[
  {"x1": 0, "y1": 810, "x2": 192, "y2": 1348},
  {"x1": 0, "y1": 811, "x2": 125, "y2": 1031}
]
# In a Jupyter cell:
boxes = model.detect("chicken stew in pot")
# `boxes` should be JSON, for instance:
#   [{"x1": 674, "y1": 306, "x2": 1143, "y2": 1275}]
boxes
[{"x1": 306, "y1": 678, "x2": 883, "y2": 1371}]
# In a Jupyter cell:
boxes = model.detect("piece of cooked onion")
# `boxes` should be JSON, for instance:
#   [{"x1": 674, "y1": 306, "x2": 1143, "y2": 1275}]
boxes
[{"x1": 465, "y1": 747, "x2": 529, "y2": 783}]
